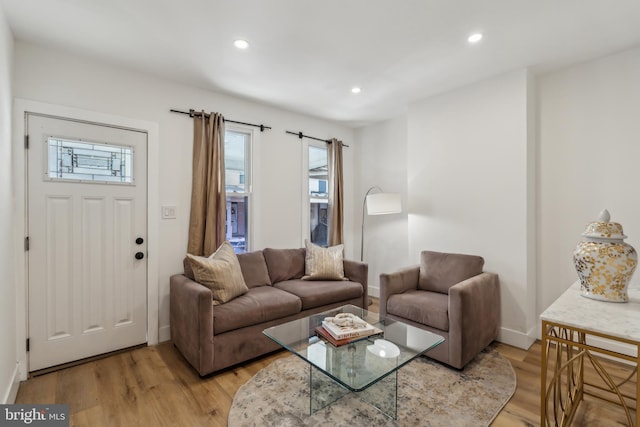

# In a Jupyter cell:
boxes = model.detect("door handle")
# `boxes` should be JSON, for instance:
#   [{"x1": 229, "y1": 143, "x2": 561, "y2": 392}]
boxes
[{"x1": 135, "y1": 252, "x2": 144, "y2": 260}]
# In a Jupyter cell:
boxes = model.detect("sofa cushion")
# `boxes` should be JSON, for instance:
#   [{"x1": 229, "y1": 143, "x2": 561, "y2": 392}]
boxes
[
  {"x1": 274, "y1": 279, "x2": 362, "y2": 310},
  {"x1": 302, "y1": 240, "x2": 345, "y2": 280},
  {"x1": 183, "y1": 256, "x2": 195, "y2": 280},
  {"x1": 213, "y1": 286, "x2": 302, "y2": 334},
  {"x1": 263, "y1": 248, "x2": 306, "y2": 283},
  {"x1": 237, "y1": 250, "x2": 272, "y2": 288},
  {"x1": 387, "y1": 290, "x2": 449, "y2": 331},
  {"x1": 186, "y1": 241, "x2": 248, "y2": 305},
  {"x1": 418, "y1": 251, "x2": 484, "y2": 294}
]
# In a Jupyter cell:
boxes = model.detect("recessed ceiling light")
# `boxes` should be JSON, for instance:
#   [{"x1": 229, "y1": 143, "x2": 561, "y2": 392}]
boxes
[
  {"x1": 234, "y1": 39, "x2": 249, "y2": 49},
  {"x1": 467, "y1": 33, "x2": 483, "y2": 44},
  {"x1": 351, "y1": 87, "x2": 361, "y2": 94}
]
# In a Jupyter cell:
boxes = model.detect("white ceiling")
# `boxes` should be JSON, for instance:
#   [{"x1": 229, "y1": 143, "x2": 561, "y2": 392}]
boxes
[{"x1": 2, "y1": 0, "x2": 640, "y2": 127}]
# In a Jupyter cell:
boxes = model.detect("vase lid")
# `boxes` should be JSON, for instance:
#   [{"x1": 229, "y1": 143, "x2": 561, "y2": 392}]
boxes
[{"x1": 581, "y1": 209, "x2": 627, "y2": 239}]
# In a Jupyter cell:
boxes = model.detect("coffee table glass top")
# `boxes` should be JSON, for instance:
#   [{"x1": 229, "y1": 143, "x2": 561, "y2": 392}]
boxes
[{"x1": 263, "y1": 304, "x2": 444, "y2": 392}]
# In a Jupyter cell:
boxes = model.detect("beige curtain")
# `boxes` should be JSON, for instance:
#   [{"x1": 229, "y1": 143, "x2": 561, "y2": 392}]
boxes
[
  {"x1": 187, "y1": 112, "x2": 227, "y2": 256},
  {"x1": 327, "y1": 138, "x2": 344, "y2": 245}
]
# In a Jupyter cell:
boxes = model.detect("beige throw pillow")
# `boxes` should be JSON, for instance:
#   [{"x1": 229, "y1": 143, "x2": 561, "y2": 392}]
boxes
[
  {"x1": 303, "y1": 240, "x2": 345, "y2": 280},
  {"x1": 186, "y1": 241, "x2": 248, "y2": 305}
]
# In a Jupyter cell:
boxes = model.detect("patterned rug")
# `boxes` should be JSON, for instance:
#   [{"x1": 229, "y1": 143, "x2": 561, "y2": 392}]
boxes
[{"x1": 228, "y1": 346, "x2": 516, "y2": 427}]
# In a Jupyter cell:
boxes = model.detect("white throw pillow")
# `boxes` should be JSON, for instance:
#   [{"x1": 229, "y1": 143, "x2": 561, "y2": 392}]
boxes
[
  {"x1": 303, "y1": 239, "x2": 345, "y2": 280},
  {"x1": 186, "y1": 241, "x2": 248, "y2": 305}
]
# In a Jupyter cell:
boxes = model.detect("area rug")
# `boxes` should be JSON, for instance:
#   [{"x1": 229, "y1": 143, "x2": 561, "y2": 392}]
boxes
[{"x1": 228, "y1": 346, "x2": 516, "y2": 427}]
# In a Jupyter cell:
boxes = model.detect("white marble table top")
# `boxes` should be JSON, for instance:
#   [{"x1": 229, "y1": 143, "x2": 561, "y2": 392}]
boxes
[{"x1": 540, "y1": 281, "x2": 640, "y2": 342}]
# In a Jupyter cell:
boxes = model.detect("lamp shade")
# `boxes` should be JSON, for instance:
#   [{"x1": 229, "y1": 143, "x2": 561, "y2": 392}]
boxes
[{"x1": 366, "y1": 193, "x2": 401, "y2": 216}]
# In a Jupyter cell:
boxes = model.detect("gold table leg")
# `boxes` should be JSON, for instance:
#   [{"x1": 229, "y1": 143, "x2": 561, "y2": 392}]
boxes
[{"x1": 541, "y1": 320, "x2": 638, "y2": 426}]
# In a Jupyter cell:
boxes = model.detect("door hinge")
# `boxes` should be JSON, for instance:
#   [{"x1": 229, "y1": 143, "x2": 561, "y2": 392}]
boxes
[
  {"x1": 25, "y1": 236, "x2": 29, "y2": 251},
  {"x1": 24, "y1": 135, "x2": 29, "y2": 149},
  {"x1": 26, "y1": 338, "x2": 30, "y2": 352}
]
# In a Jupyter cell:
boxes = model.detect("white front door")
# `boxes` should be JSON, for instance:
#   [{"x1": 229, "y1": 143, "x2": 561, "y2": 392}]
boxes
[{"x1": 27, "y1": 113, "x2": 148, "y2": 372}]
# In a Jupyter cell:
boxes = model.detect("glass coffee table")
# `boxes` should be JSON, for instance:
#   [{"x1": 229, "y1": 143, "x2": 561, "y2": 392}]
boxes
[{"x1": 263, "y1": 304, "x2": 444, "y2": 419}]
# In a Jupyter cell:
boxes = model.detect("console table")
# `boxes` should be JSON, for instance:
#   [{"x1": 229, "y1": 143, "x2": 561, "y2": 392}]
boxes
[{"x1": 540, "y1": 282, "x2": 640, "y2": 426}]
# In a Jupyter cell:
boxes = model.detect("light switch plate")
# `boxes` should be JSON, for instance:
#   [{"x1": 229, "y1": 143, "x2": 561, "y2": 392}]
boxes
[{"x1": 162, "y1": 205, "x2": 177, "y2": 219}]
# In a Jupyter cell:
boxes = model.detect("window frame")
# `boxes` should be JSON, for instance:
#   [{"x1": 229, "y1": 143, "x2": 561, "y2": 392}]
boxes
[
  {"x1": 304, "y1": 141, "x2": 329, "y2": 247},
  {"x1": 224, "y1": 125, "x2": 254, "y2": 253}
]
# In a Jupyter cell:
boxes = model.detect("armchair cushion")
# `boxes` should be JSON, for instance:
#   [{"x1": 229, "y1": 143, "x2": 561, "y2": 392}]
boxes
[
  {"x1": 418, "y1": 251, "x2": 484, "y2": 294},
  {"x1": 386, "y1": 290, "x2": 449, "y2": 331}
]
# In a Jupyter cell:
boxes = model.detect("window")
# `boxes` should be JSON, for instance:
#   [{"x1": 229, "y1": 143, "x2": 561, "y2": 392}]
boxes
[
  {"x1": 225, "y1": 129, "x2": 251, "y2": 253},
  {"x1": 309, "y1": 145, "x2": 328, "y2": 247},
  {"x1": 47, "y1": 137, "x2": 133, "y2": 184}
]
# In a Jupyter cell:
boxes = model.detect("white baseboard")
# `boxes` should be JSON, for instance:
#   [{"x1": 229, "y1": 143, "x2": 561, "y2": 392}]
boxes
[
  {"x1": 158, "y1": 325, "x2": 171, "y2": 343},
  {"x1": 2, "y1": 363, "x2": 21, "y2": 404},
  {"x1": 368, "y1": 286, "x2": 380, "y2": 299},
  {"x1": 497, "y1": 326, "x2": 537, "y2": 350}
]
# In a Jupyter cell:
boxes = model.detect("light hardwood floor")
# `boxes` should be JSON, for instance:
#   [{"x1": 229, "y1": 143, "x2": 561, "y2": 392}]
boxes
[{"x1": 15, "y1": 299, "x2": 636, "y2": 426}]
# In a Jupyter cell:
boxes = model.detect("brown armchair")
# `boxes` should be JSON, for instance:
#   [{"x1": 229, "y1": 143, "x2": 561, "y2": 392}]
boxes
[{"x1": 379, "y1": 250, "x2": 500, "y2": 369}]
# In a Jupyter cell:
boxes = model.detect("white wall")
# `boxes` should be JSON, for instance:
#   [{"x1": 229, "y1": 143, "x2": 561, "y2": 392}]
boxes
[
  {"x1": 354, "y1": 116, "x2": 408, "y2": 296},
  {"x1": 12, "y1": 42, "x2": 356, "y2": 348},
  {"x1": 10, "y1": 23, "x2": 640, "y2": 382},
  {"x1": 538, "y1": 47, "x2": 640, "y2": 312},
  {"x1": 407, "y1": 69, "x2": 537, "y2": 348},
  {"x1": 0, "y1": 7, "x2": 17, "y2": 403},
  {"x1": 354, "y1": 48, "x2": 640, "y2": 349}
]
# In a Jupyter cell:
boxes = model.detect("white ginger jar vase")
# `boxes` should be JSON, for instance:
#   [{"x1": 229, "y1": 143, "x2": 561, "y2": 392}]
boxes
[{"x1": 573, "y1": 209, "x2": 637, "y2": 302}]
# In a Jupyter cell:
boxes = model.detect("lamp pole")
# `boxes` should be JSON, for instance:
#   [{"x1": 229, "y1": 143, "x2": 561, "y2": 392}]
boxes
[{"x1": 360, "y1": 186, "x2": 381, "y2": 261}]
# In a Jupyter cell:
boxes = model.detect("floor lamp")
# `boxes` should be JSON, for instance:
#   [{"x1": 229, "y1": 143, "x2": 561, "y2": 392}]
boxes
[{"x1": 360, "y1": 186, "x2": 402, "y2": 262}]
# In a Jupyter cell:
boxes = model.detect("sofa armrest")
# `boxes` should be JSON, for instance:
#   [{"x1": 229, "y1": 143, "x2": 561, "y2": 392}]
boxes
[
  {"x1": 170, "y1": 274, "x2": 214, "y2": 376},
  {"x1": 448, "y1": 272, "x2": 500, "y2": 369},
  {"x1": 343, "y1": 259, "x2": 369, "y2": 309},
  {"x1": 379, "y1": 266, "x2": 420, "y2": 317}
]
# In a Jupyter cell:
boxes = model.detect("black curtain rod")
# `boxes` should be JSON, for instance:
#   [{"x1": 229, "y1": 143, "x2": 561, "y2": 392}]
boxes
[
  {"x1": 170, "y1": 109, "x2": 272, "y2": 132},
  {"x1": 285, "y1": 130, "x2": 350, "y2": 147}
]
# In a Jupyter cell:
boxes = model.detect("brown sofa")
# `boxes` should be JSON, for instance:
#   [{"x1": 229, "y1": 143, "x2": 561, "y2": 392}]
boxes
[
  {"x1": 170, "y1": 248, "x2": 368, "y2": 376},
  {"x1": 379, "y1": 250, "x2": 499, "y2": 369}
]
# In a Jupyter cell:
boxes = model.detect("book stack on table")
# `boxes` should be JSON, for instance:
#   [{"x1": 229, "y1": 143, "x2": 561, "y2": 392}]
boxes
[{"x1": 315, "y1": 316, "x2": 382, "y2": 347}]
